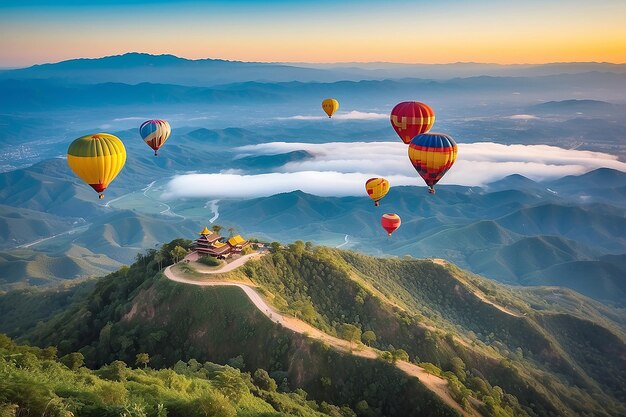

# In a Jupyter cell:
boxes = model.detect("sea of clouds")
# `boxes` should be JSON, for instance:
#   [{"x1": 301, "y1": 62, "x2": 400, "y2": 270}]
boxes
[{"x1": 161, "y1": 141, "x2": 626, "y2": 199}]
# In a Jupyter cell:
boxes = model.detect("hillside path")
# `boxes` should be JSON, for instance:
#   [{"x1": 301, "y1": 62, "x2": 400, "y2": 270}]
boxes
[
  {"x1": 165, "y1": 256, "x2": 475, "y2": 417},
  {"x1": 431, "y1": 259, "x2": 522, "y2": 318}
]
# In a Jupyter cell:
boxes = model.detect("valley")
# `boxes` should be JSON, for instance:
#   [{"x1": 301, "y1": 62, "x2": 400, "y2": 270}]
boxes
[{"x1": 0, "y1": 52, "x2": 625, "y2": 417}]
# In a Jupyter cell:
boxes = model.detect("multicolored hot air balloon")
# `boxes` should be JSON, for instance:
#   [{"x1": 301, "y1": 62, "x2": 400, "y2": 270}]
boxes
[
  {"x1": 408, "y1": 133, "x2": 458, "y2": 194},
  {"x1": 140, "y1": 119, "x2": 171, "y2": 156},
  {"x1": 322, "y1": 98, "x2": 339, "y2": 118},
  {"x1": 365, "y1": 177, "x2": 390, "y2": 206},
  {"x1": 381, "y1": 213, "x2": 401, "y2": 236},
  {"x1": 390, "y1": 101, "x2": 435, "y2": 144},
  {"x1": 67, "y1": 133, "x2": 126, "y2": 199}
]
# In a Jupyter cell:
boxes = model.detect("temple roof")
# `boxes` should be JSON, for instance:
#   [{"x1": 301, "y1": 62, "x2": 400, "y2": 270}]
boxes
[
  {"x1": 228, "y1": 235, "x2": 247, "y2": 247},
  {"x1": 199, "y1": 226, "x2": 211, "y2": 235}
]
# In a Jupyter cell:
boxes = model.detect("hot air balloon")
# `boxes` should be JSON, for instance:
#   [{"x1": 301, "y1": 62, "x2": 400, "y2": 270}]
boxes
[
  {"x1": 322, "y1": 98, "x2": 339, "y2": 118},
  {"x1": 365, "y1": 177, "x2": 390, "y2": 206},
  {"x1": 67, "y1": 133, "x2": 126, "y2": 200},
  {"x1": 390, "y1": 101, "x2": 435, "y2": 144},
  {"x1": 381, "y1": 213, "x2": 401, "y2": 236},
  {"x1": 408, "y1": 133, "x2": 457, "y2": 194},
  {"x1": 140, "y1": 119, "x2": 171, "y2": 156}
]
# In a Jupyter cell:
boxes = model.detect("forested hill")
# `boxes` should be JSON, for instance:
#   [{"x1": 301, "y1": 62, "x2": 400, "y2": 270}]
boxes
[{"x1": 1, "y1": 240, "x2": 625, "y2": 417}]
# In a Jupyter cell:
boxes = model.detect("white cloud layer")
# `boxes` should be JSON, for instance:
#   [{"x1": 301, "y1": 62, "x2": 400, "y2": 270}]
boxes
[
  {"x1": 278, "y1": 111, "x2": 388, "y2": 121},
  {"x1": 161, "y1": 141, "x2": 626, "y2": 199},
  {"x1": 506, "y1": 114, "x2": 539, "y2": 120}
]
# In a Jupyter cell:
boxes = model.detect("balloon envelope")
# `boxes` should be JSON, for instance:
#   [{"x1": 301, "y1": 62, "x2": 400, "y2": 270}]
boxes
[
  {"x1": 140, "y1": 119, "x2": 171, "y2": 156},
  {"x1": 365, "y1": 177, "x2": 390, "y2": 206},
  {"x1": 322, "y1": 98, "x2": 339, "y2": 118},
  {"x1": 381, "y1": 213, "x2": 401, "y2": 236},
  {"x1": 390, "y1": 101, "x2": 435, "y2": 144},
  {"x1": 408, "y1": 133, "x2": 457, "y2": 193},
  {"x1": 67, "y1": 133, "x2": 126, "y2": 199}
]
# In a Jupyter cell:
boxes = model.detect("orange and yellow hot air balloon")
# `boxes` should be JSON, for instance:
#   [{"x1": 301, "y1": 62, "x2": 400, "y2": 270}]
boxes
[
  {"x1": 408, "y1": 133, "x2": 457, "y2": 194},
  {"x1": 322, "y1": 98, "x2": 339, "y2": 118},
  {"x1": 390, "y1": 101, "x2": 435, "y2": 144},
  {"x1": 67, "y1": 133, "x2": 126, "y2": 199},
  {"x1": 365, "y1": 177, "x2": 390, "y2": 206},
  {"x1": 381, "y1": 213, "x2": 401, "y2": 236}
]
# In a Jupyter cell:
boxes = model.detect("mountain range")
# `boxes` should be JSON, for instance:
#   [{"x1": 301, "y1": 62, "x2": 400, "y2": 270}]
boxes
[
  {"x1": 0, "y1": 138, "x2": 624, "y2": 305},
  {"x1": 2, "y1": 53, "x2": 626, "y2": 85}
]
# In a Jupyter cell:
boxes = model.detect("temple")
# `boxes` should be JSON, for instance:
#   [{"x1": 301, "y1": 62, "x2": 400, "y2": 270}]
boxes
[{"x1": 193, "y1": 227, "x2": 249, "y2": 259}]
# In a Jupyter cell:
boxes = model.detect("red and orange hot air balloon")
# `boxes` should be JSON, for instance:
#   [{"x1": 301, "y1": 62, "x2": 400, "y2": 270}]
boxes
[
  {"x1": 381, "y1": 213, "x2": 401, "y2": 236},
  {"x1": 390, "y1": 101, "x2": 435, "y2": 144},
  {"x1": 408, "y1": 133, "x2": 458, "y2": 194}
]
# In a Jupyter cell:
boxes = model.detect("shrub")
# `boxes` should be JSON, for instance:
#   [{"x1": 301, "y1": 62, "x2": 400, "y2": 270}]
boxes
[{"x1": 197, "y1": 256, "x2": 221, "y2": 267}]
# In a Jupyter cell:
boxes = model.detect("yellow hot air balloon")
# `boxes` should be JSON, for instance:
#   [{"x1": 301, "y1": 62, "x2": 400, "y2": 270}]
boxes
[
  {"x1": 365, "y1": 177, "x2": 390, "y2": 206},
  {"x1": 67, "y1": 133, "x2": 126, "y2": 199},
  {"x1": 322, "y1": 98, "x2": 339, "y2": 118}
]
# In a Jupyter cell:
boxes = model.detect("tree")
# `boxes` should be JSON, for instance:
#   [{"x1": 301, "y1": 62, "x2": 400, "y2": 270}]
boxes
[
  {"x1": 191, "y1": 391, "x2": 236, "y2": 417},
  {"x1": 227, "y1": 227, "x2": 236, "y2": 237},
  {"x1": 41, "y1": 346, "x2": 58, "y2": 360},
  {"x1": 154, "y1": 251, "x2": 164, "y2": 270},
  {"x1": 227, "y1": 355, "x2": 245, "y2": 369},
  {"x1": 378, "y1": 351, "x2": 393, "y2": 363},
  {"x1": 60, "y1": 352, "x2": 84, "y2": 371},
  {"x1": 450, "y1": 357, "x2": 466, "y2": 381},
  {"x1": 136, "y1": 353, "x2": 150, "y2": 369},
  {"x1": 170, "y1": 245, "x2": 188, "y2": 263},
  {"x1": 340, "y1": 324, "x2": 361, "y2": 349},
  {"x1": 291, "y1": 240, "x2": 305, "y2": 256},
  {"x1": 253, "y1": 369, "x2": 277, "y2": 392},
  {"x1": 213, "y1": 366, "x2": 249, "y2": 403},
  {"x1": 100, "y1": 360, "x2": 128, "y2": 382},
  {"x1": 270, "y1": 242, "x2": 281, "y2": 253},
  {"x1": 362, "y1": 330, "x2": 377, "y2": 346},
  {"x1": 211, "y1": 224, "x2": 223, "y2": 235},
  {"x1": 392, "y1": 349, "x2": 410, "y2": 363}
]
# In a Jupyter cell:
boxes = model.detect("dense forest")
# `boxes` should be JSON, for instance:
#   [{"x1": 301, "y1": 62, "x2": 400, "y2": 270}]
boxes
[
  {"x1": 1, "y1": 239, "x2": 625, "y2": 417},
  {"x1": 0, "y1": 334, "x2": 363, "y2": 417}
]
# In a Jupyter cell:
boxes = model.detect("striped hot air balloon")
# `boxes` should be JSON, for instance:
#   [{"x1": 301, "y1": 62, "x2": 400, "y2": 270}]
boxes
[
  {"x1": 322, "y1": 98, "x2": 339, "y2": 118},
  {"x1": 365, "y1": 177, "x2": 390, "y2": 206},
  {"x1": 408, "y1": 133, "x2": 458, "y2": 194},
  {"x1": 381, "y1": 213, "x2": 401, "y2": 236},
  {"x1": 390, "y1": 101, "x2": 435, "y2": 144},
  {"x1": 67, "y1": 133, "x2": 126, "y2": 199},
  {"x1": 140, "y1": 119, "x2": 171, "y2": 156}
]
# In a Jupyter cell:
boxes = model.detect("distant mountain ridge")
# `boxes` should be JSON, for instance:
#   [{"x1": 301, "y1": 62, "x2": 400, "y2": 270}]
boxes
[{"x1": 3, "y1": 53, "x2": 626, "y2": 85}]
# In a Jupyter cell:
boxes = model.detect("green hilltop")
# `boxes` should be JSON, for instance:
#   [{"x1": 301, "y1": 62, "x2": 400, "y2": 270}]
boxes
[{"x1": 1, "y1": 240, "x2": 624, "y2": 417}]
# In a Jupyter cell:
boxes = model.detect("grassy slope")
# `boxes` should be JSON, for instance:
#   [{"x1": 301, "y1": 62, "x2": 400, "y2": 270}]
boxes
[
  {"x1": 23, "y1": 248, "x2": 460, "y2": 417},
  {"x1": 7, "y1": 242, "x2": 626, "y2": 416},
  {"x1": 232, "y1": 247, "x2": 626, "y2": 417}
]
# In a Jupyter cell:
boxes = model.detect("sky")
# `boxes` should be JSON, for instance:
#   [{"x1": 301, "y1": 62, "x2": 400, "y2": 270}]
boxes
[{"x1": 1, "y1": 0, "x2": 626, "y2": 67}]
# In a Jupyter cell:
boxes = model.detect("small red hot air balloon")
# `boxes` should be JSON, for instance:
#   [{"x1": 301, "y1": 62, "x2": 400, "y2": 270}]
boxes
[
  {"x1": 390, "y1": 101, "x2": 435, "y2": 144},
  {"x1": 381, "y1": 213, "x2": 401, "y2": 236}
]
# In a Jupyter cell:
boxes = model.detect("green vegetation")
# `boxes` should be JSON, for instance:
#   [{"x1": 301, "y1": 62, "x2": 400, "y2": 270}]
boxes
[
  {"x1": 236, "y1": 244, "x2": 626, "y2": 417},
  {"x1": 197, "y1": 256, "x2": 222, "y2": 267},
  {"x1": 3, "y1": 240, "x2": 625, "y2": 417},
  {"x1": 0, "y1": 334, "x2": 362, "y2": 417},
  {"x1": 16, "y1": 242, "x2": 460, "y2": 417}
]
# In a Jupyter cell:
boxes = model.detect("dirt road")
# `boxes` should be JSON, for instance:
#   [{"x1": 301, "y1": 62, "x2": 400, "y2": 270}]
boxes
[{"x1": 164, "y1": 258, "x2": 475, "y2": 416}]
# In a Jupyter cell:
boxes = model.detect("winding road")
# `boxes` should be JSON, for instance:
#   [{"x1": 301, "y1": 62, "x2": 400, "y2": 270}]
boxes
[{"x1": 164, "y1": 254, "x2": 474, "y2": 417}]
